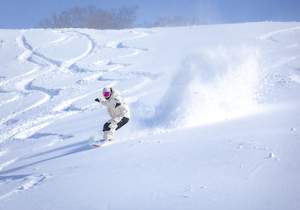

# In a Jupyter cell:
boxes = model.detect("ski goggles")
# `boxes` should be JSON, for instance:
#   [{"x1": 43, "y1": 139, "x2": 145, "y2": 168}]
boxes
[{"x1": 103, "y1": 91, "x2": 111, "y2": 97}]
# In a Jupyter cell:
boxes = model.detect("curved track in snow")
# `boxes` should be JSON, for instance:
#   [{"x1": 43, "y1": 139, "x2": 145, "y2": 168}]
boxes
[
  {"x1": 0, "y1": 29, "x2": 152, "y2": 143},
  {"x1": 0, "y1": 28, "x2": 153, "y2": 202},
  {"x1": 0, "y1": 30, "x2": 97, "y2": 142}
]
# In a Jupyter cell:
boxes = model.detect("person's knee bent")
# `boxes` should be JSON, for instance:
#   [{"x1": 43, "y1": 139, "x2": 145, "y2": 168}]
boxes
[{"x1": 116, "y1": 117, "x2": 129, "y2": 130}]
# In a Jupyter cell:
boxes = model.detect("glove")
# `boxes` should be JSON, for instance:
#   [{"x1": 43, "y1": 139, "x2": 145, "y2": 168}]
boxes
[{"x1": 95, "y1": 98, "x2": 100, "y2": 103}]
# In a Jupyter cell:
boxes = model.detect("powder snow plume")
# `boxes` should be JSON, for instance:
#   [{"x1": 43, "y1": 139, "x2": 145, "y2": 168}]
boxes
[{"x1": 153, "y1": 46, "x2": 266, "y2": 128}]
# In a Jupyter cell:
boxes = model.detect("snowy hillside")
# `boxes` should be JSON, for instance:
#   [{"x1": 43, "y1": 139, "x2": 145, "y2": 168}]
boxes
[{"x1": 0, "y1": 22, "x2": 300, "y2": 210}]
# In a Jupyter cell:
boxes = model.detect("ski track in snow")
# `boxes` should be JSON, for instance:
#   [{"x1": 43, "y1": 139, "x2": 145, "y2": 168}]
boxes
[
  {"x1": 259, "y1": 25, "x2": 300, "y2": 87},
  {"x1": 0, "y1": 33, "x2": 58, "y2": 134},
  {"x1": 258, "y1": 25, "x2": 300, "y2": 41},
  {"x1": 0, "y1": 174, "x2": 49, "y2": 201},
  {"x1": 0, "y1": 29, "x2": 152, "y2": 199},
  {"x1": 0, "y1": 80, "x2": 54, "y2": 127},
  {"x1": 0, "y1": 29, "x2": 151, "y2": 143},
  {"x1": 59, "y1": 30, "x2": 97, "y2": 72},
  {"x1": 105, "y1": 31, "x2": 149, "y2": 59},
  {"x1": 0, "y1": 30, "x2": 97, "y2": 142},
  {"x1": 80, "y1": 30, "x2": 152, "y2": 112},
  {"x1": 102, "y1": 31, "x2": 153, "y2": 94},
  {"x1": 0, "y1": 95, "x2": 20, "y2": 108},
  {"x1": 0, "y1": 158, "x2": 18, "y2": 171},
  {"x1": 0, "y1": 68, "x2": 38, "y2": 88}
]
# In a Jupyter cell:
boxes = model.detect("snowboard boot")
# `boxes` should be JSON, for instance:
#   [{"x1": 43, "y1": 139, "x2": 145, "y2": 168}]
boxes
[
  {"x1": 90, "y1": 138, "x2": 106, "y2": 147},
  {"x1": 103, "y1": 131, "x2": 114, "y2": 142}
]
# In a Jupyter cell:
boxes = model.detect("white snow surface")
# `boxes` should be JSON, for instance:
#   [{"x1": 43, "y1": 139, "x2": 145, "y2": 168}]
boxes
[{"x1": 0, "y1": 22, "x2": 300, "y2": 210}]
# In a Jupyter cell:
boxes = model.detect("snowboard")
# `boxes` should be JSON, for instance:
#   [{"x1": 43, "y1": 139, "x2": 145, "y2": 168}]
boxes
[{"x1": 88, "y1": 137, "x2": 113, "y2": 148}]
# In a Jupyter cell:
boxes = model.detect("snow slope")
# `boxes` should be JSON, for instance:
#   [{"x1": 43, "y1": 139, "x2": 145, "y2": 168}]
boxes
[{"x1": 0, "y1": 22, "x2": 300, "y2": 210}]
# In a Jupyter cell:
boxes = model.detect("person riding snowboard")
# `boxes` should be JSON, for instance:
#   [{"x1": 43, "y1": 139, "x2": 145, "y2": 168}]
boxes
[{"x1": 94, "y1": 87, "x2": 130, "y2": 143}]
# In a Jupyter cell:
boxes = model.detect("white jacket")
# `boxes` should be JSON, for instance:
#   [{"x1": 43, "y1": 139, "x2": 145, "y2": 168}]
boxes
[{"x1": 100, "y1": 89, "x2": 130, "y2": 123}]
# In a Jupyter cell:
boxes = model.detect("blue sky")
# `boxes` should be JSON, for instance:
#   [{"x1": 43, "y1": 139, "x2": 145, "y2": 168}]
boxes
[{"x1": 0, "y1": 0, "x2": 300, "y2": 28}]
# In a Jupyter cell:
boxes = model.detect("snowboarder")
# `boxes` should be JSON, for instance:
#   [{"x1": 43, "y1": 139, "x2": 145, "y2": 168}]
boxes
[{"x1": 94, "y1": 87, "x2": 130, "y2": 144}]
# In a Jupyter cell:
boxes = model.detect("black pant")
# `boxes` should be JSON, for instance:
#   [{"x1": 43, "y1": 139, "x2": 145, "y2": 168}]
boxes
[{"x1": 103, "y1": 117, "x2": 129, "y2": 132}]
